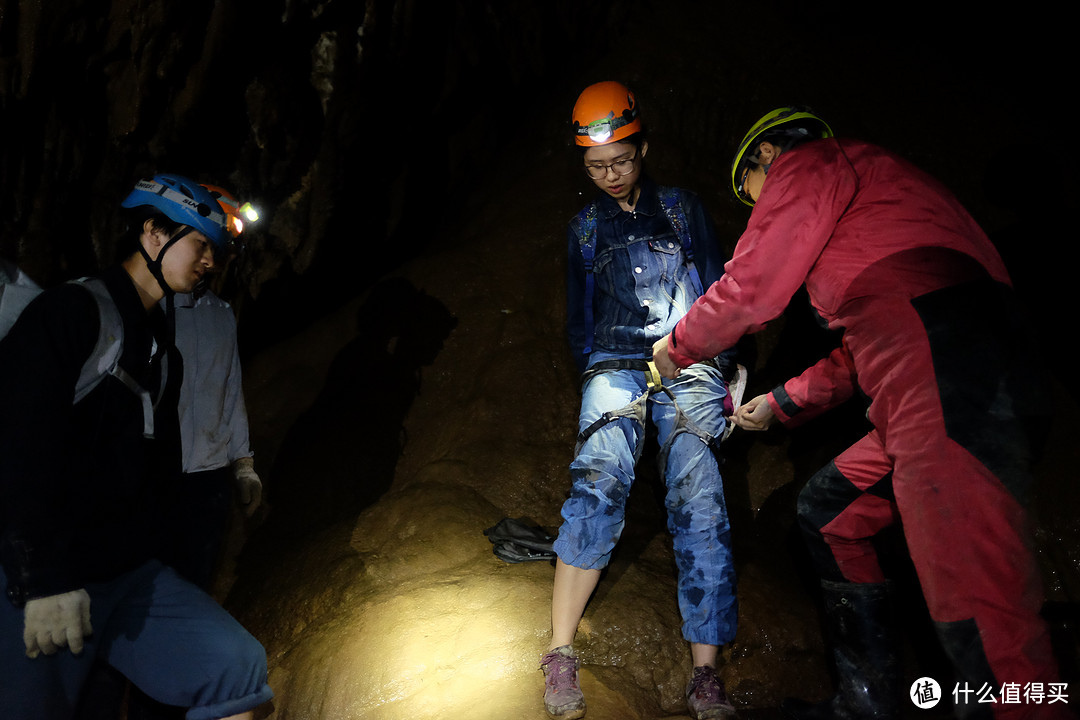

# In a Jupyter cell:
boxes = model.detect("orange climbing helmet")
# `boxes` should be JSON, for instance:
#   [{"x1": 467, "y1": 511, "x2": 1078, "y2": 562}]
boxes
[
  {"x1": 200, "y1": 184, "x2": 260, "y2": 239},
  {"x1": 571, "y1": 81, "x2": 642, "y2": 147}
]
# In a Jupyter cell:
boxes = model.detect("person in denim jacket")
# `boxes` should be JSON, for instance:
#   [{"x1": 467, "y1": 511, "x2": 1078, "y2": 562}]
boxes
[{"x1": 540, "y1": 81, "x2": 740, "y2": 720}]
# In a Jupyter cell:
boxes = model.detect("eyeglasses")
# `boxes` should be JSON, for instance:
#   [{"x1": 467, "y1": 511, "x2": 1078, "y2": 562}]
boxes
[
  {"x1": 736, "y1": 165, "x2": 752, "y2": 203},
  {"x1": 736, "y1": 155, "x2": 760, "y2": 203},
  {"x1": 584, "y1": 152, "x2": 638, "y2": 180}
]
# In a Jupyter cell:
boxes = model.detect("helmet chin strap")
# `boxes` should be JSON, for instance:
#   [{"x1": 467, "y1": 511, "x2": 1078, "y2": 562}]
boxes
[
  {"x1": 138, "y1": 225, "x2": 194, "y2": 348},
  {"x1": 138, "y1": 225, "x2": 195, "y2": 299}
]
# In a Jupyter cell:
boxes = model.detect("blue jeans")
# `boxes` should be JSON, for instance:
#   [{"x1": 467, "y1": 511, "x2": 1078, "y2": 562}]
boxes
[
  {"x1": 553, "y1": 350, "x2": 738, "y2": 646},
  {"x1": 0, "y1": 560, "x2": 272, "y2": 720}
]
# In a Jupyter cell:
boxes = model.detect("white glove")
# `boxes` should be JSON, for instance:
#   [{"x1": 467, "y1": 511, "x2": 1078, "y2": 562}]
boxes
[
  {"x1": 23, "y1": 589, "x2": 93, "y2": 658},
  {"x1": 232, "y1": 457, "x2": 263, "y2": 517}
]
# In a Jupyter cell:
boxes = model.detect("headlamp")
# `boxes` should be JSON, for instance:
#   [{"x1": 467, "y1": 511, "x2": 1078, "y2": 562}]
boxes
[
  {"x1": 586, "y1": 119, "x2": 614, "y2": 144},
  {"x1": 574, "y1": 106, "x2": 639, "y2": 145}
]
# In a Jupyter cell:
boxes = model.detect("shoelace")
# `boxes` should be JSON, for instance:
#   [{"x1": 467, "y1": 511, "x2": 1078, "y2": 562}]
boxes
[
  {"x1": 688, "y1": 666, "x2": 727, "y2": 704},
  {"x1": 542, "y1": 652, "x2": 580, "y2": 692}
]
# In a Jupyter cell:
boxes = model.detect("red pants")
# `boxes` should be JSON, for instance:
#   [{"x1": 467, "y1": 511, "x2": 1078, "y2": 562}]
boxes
[{"x1": 796, "y1": 280, "x2": 1065, "y2": 718}]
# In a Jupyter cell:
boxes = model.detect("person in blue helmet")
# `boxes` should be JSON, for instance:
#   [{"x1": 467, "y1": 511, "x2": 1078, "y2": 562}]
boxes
[
  {"x1": 74, "y1": 184, "x2": 266, "y2": 720},
  {"x1": 0, "y1": 174, "x2": 272, "y2": 720}
]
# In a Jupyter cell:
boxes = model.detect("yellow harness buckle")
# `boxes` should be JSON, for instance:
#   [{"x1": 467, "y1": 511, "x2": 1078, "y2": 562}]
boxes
[{"x1": 645, "y1": 360, "x2": 663, "y2": 391}]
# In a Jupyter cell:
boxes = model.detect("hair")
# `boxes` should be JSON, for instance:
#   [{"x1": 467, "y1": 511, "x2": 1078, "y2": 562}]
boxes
[
  {"x1": 114, "y1": 207, "x2": 186, "y2": 263},
  {"x1": 756, "y1": 125, "x2": 820, "y2": 155}
]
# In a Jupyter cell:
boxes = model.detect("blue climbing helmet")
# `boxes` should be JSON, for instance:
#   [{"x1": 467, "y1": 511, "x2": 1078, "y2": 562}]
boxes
[{"x1": 120, "y1": 174, "x2": 230, "y2": 251}]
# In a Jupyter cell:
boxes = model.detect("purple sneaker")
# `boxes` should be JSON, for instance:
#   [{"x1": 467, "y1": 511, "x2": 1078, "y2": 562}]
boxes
[
  {"x1": 540, "y1": 645, "x2": 586, "y2": 719},
  {"x1": 686, "y1": 665, "x2": 737, "y2": 719}
]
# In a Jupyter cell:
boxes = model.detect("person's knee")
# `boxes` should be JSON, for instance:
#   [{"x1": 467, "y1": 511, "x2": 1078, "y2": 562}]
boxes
[
  {"x1": 665, "y1": 473, "x2": 725, "y2": 529},
  {"x1": 796, "y1": 461, "x2": 845, "y2": 533},
  {"x1": 187, "y1": 626, "x2": 268, "y2": 708},
  {"x1": 221, "y1": 630, "x2": 268, "y2": 688}
]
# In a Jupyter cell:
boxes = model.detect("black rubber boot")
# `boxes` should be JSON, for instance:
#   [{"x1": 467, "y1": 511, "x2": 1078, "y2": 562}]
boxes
[
  {"x1": 781, "y1": 580, "x2": 900, "y2": 720},
  {"x1": 934, "y1": 618, "x2": 996, "y2": 720}
]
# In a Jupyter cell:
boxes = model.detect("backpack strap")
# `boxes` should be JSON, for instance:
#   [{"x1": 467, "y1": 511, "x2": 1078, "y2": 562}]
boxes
[
  {"x1": 571, "y1": 201, "x2": 600, "y2": 357},
  {"x1": 0, "y1": 283, "x2": 42, "y2": 339},
  {"x1": 69, "y1": 278, "x2": 159, "y2": 438},
  {"x1": 657, "y1": 186, "x2": 704, "y2": 297}
]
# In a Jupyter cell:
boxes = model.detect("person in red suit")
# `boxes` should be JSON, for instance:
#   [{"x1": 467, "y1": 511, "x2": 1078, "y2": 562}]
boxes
[{"x1": 652, "y1": 107, "x2": 1066, "y2": 719}]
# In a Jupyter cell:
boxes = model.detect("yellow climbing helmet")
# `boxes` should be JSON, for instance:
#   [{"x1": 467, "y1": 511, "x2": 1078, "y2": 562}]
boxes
[{"x1": 730, "y1": 107, "x2": 833, "y2": 206}]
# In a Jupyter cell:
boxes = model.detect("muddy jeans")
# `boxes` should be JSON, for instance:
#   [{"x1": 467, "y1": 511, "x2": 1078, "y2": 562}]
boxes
[{"x1": 553, "y1": 350, "x2": 737, "y2": 646}]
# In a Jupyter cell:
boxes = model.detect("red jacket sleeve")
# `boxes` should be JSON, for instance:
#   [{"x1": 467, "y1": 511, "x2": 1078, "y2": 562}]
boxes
[
  {"x1": 765, "y1": 343, "x2": 858, "y2": 428},
  {"x1": 668, "y1": 140, "x2": 859, "y2": 367}
]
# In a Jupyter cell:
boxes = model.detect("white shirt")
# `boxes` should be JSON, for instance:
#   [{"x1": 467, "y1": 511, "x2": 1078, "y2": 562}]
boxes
[{"x1": 171, "y1": 289, "x2": 251, "y2": 473}]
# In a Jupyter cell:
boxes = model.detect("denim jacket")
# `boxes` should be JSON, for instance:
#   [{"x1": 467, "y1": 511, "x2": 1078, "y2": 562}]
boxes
[{"x1": 566, "y1": 177, "x2": 733, "y2": 374}]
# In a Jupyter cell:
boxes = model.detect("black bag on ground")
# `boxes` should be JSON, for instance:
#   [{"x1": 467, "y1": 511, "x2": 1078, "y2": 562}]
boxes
[{"x1": 483, "y1": 517, "x2": 556, "y2": 563}]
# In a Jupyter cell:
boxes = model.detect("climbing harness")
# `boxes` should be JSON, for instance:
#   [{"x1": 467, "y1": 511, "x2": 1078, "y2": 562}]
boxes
[{"x1": 575, "y1": 358, "x2": 739, "y2": 474}]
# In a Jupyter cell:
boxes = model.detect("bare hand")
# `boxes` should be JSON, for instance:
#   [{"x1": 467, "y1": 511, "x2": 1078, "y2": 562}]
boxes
[
  {"x1": 734, "y1": 393, "x2": 777, "y2": 431},
  {"x1": 651, "y1": 335, "x2": 681, "y2": 379}
]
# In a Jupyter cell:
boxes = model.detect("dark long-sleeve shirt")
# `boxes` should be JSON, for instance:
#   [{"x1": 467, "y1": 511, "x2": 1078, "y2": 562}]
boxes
[{"x1": 0, "y1": 266, "x2": 180, "y2": 605}]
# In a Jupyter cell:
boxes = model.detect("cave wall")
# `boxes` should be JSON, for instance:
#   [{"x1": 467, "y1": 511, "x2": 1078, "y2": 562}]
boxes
[
  {"x1": 0, "y1": 0, "x2": 618, "y2": 349},
  {"x1": 3, "y1": 0, "x2": 1076, "y2": 644},
  {"x1": 2, "y1": 0, "x2": 1071, "y2": 363}
]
